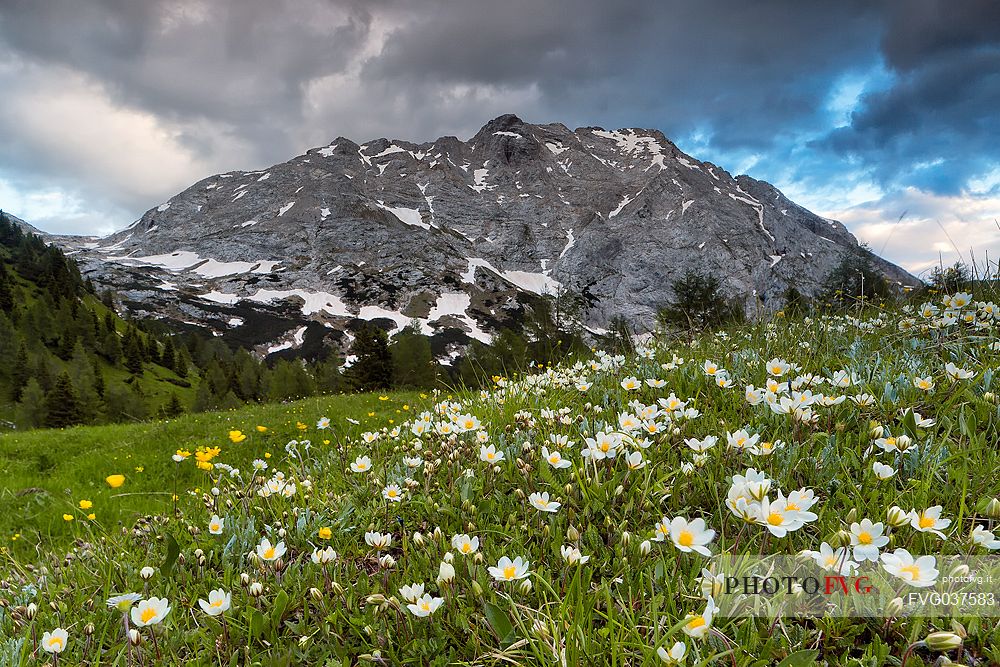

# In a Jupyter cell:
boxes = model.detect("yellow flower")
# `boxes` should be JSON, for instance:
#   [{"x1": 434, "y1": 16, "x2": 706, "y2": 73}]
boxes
[
  {"x1": 105, "y1": 475, "x2": 125, "y2": 488},
  {"x1": 63, "y1": 514, "x2": 73, "y2": 522},
  {"x1": 196, "y1": 461, "x2": 213, "y2": 471},
  {"x1": 264, "y1": 452, "x2": 271, "y2": 459},
  {"x1": 87, "y1": 513, "x2": 96, "y2": 520},
  {"x1": 256, "y1": 425, "x2": 268, "y2": 433},
  {"x1": 318, "y1": 527, "x2": 332, "y2": 540},
  {"x1": 79, "y1": 500, "x2": 93, "y2": 510},
  {"x1": 229, "y1": 430, "x2": 247, "y2": 443},
  {"x1": 368, "y1": 412, "x2": 375, "y2": 417},
  {"x1": 297, "y1": 422, "x2": 308, "y2": 431},
  {"x1": 322, "y1": 440, "x2": 330, "y2": 445},
  {"x1": 379, "y1": 395, "x2": 388, "y2": 401}
]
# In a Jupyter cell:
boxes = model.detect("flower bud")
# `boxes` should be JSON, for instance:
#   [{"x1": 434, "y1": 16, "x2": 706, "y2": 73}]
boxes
[
  {"x1": 249, "y1": 582, "x2": 264, "y2": 597},
  {"x1": 518, "y1": 579, "x2": 533, "y2": 594},
  {"x1": 985, "y1": 497, "x2": 1000, "y2": 518},
  {"x1": 887, "y1": 506, "x2": 909, "y2": 527},
  {"x1": 639, "y1": 540, "x2": 652, "y2": 556},
  {"x1": 949, "y1": 620, "x2": 967, "y2": 638},
  {"x1": 566, "y1": 525, "x2": 580, "y2": 542},
  {"x1": 886, "y1": 597, "x2": 904, "y2": 616},
  {"x1": 437, "y1": 561, "x2": 456, "y2": 585},
  {"x1": 413, "y1": 532, "x2": 425, "y2": 546},
  {"x1": 25, "y1": 603, "x2": 37, "y2": 620},
  {"x1": 379, "y1": 554, "x2": 396, "y2": 569},
  {"x1": 139, "y1": 566, "x2": 156, "y2": 580},
  {"x1": 309, "y1": 587, "x2": 323, "y2": 602},
  {"x1": 84, "y1": 622, "x2": 95, "y2": 636},
  {"x1": 471, "y1": 580, "x2": 484, "y2": 596},
  {"x1": 949, "y1": 563, "x2": 970, "y2": 579},
  {"x1": 532, "y1": 619, "x2": 550, "y2": 640},
  {"x1": 128, "y1": 628, "x2": 142, "y2": 645},
  {"x1": 844, "y1": 508, "x2": 858, "y2": 524},
  {"x1": 925, "y1": 631, "x2": 962, "y2": 652},
  {"x1": 621, "y1": 531, "x2": 631, "y2": 547},
  {"x1": 330, "y1": 581, "x2": 345, "y2": 596},
  {"x1": 240, "y1": 572, "x2": 251, "y2": 586}
]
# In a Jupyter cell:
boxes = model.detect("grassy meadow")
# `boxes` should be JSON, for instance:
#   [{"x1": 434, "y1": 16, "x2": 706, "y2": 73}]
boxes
[{"x1": 1, "y1": 294, "x2": 999, "y2": 665}]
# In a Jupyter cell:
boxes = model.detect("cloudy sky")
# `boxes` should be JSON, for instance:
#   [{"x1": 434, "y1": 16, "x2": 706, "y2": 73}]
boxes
[{"x1": 0, "y1": 0, "x2": 997, "y2": 276}]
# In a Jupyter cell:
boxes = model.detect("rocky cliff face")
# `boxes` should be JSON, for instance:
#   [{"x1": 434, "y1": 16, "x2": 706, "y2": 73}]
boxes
[{"x1": 57, "y1": 114, "x2": 917, "y2": 358}]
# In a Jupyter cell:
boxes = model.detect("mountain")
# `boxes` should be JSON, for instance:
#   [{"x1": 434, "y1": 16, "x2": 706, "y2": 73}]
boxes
[{"x1": 57, "y1": 114, "x2": 917, "y2": 357}]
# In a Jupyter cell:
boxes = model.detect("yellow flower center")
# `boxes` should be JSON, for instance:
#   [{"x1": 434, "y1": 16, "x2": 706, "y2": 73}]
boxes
[
  {"x1": 212, "y1": 599, "x2": 224, "y2": 607},
  {"x1": 767, "y1": 512, "x2": 784, "y2": 526},
  {"x1": 900, "y1": 564, "x2": 921, "y2": 579},
  {"x1": 858, "y1": 532, "x2": 872, "y2": 544},
  {"x1": 462, "y1": 543, "x2": 471, "y2": 553},
  {"x1": 686, "y1": 615, "x2": 706, "y2": 630},
  {"x1": 918, "y1": 515, "x2": 935, "y2": 529},
  {"x1": 677, "y1": 530, "x2": 694, "y2": 547},
  {"x1": 388, "y1": 490, "x2": 397, "y2": 497},
  {"x1": 49, "y1": 637, "x2": 63, "y2": 649},
  {"x1": 264, "y1": 547, "x2": 275, "y2": 559},
  {"x1": 549, "y1": 455, "x2": 560, "y2": 463},
  {"x1": 141, "y1": 607, "x2": 157, "y2": 623},
  {"x1": 785, "y1": 502, "x2": 799, "y2": 511},
  {"x1": 421, "y1": 602, "x2": 431, "y2": 611},
  {"x1": 503, "y1": 565, "x2": 516, "y2": 579}
]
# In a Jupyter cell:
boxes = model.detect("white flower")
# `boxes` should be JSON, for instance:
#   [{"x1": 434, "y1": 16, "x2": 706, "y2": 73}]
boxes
[
  {"x1": 350, "y1": 455, "x2": 372, "y2": 473},
  {"x1": 399, "y1": 583, "x2": 425, "y2": 603},
  {"x1": 912, "y1": 376, "x2": 935, "y2": 391},
  {"x1": 130, "y1": 597, "x2": 171, "y2": 627},
  {"x1": 944, "y1": 362, "x2": 974, "y2": 380},
  {"x1": 684, "y1": 435, "x2": 717, "y2": 452},
  {"x1": 382, "y1": 484, "x2": 404, "y2": 502},
  {"x1": 407, "y1": 593, "x2": 444, "y2": 617},
  {"x1": 139, "y1": 566, "x2": 156, "y2": 580},
  {"x1": 529, "y1": 491, "x2": 561, "y2": 513},
  {"x1": 437, "y1": 561, "x2": 456, "y2": 584},
  {"x1": 850, "y1": 519, "x2": 889, "y2": 562},
  {"x1": 807, "y1": 542, "x2": 858, "y2": 575},
  {"x1": 311, "y1": 547, "x2": 337, "y2": 564},
  {"x1": 583, "y1": 431, "x2": 619, "y2": 460},
  {"x1": 620, "y1": 376, "x2": 641, "y2": 391},
  {"x1": 880, "y1": 549, "x2": 939, "y2": 587},
  {"x1": 451, "y1": 534, "x2": 480, "y2": 555},
  {"x1": 489, "y1": 556, "x2": 531, "y2": 581},
  {"x1": 972, "y1": 525, "x2": 1000, "y2": 550},
  {"x1": 479, "y1": 444, "x2": 505, "y2": 464},
  {"x1": 909, "y1": 506, "x2": 951, "y2": 539},
  {"x1": 656, "y1": 641, "x2": 687, "y2": 664},
  {"x1": 198, "y1": 589, "x2": 231, "y2": 616},
  {"x1": 872, "y1": 462, "x2": 896, "y2": 479},
  {"x1": 668, "y1": 517, "x2": 715, "y2": 556},
  {"x1": 208, "y1": 515, "x2": 224, "y2": 535},
  {"x1": 766, "y1": 358, "x2": 790, "y2": 377},
  {"x1": 560, "y1": 545, "x2": 590, "y2": 565},
  {"x1": 255, "y1": 538, "x2": 287, "y2": 562},
  {"x1": 316, "y1": 417, "x2": 330, "y2": 429},
  {"x1": 107, "y1": 593, "x2": 142, "y2": 611},
  {"x1": 541, "y1": 446, "x2": 572, "y2": 469},
  {"x1": 681, "y1": 597, "x2": 716, "y2": 638},
  {"x1": 365, "y1": 531, "x2": 392, "y2": 550},
  {"x1": 41, "y1": 628, "x2": 68, "y2": 654},
  {"x1": 625, "y1": 451, "x2": 647, "y2": 470}
]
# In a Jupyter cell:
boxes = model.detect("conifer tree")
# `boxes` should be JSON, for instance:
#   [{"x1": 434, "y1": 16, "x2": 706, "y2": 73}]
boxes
[
  {"x1": 0, "y1": 263, "x2": 13, "y2": 313},
  {"x1": 45, "y1": 371, "x2": 82, "y2": 428},
  {"x1": 347, "y1": 325, "x2": 394, "y2": 391}
]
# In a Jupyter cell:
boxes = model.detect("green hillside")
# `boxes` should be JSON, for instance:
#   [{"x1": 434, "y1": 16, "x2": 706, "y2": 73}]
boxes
[{"x1": 1, "y1": 293, "x2": 998, "y2": 665}]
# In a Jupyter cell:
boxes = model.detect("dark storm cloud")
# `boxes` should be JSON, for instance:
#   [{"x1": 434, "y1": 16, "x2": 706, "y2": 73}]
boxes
[
  {"x1": 0, "y1": 0, "x2": 997, "y2": 259},
  {"x1": 819, "y1": 0, "x2": 1000, "y2": 195}
]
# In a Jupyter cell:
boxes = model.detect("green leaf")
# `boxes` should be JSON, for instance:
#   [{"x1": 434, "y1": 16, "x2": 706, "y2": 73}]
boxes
[
  {"x1": 776, "y1": 650, "x2": 819, "y2": 667},
  {"x1": 249, "y1": 609, "x2": 267, "y2": 639},
  {"x1": 483, "y1": 601, "x2": 516, "y2": 647},
  {"x1": 161, "y1": 533, "x2": 180, "y2": 576}
]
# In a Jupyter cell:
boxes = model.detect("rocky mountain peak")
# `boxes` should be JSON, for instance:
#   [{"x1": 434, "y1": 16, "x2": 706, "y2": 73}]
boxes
[{"x1": 53, "y1": 114, "x2": 918, "y2": 361}]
